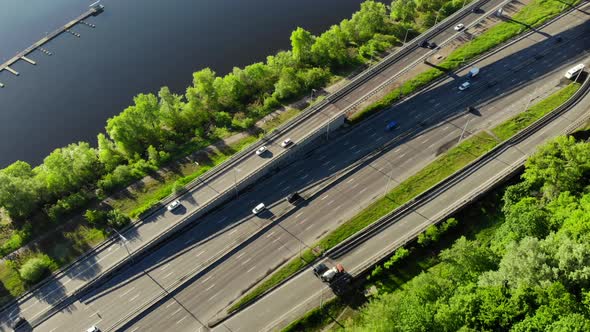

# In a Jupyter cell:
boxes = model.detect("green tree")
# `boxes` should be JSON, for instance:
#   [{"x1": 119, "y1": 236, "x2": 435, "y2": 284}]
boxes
[
  {"x1": 273, "y1": 67, "x2": 303, "y2": 100},
  {"x1": 391, "y1": 0, "x2": 418, "y2": 22},
  {"x1": 97, "y1": 133, "x2": 124, "y2": 172},
  {"x1": 106, "y1": 93, "x2": 163, "y2": 158},
  {"x1": 290, "y1": 27, "x2": 315, "y2": 64},
  {"x1": 523, "y1": 136, "x2": 590, "y2": 198},
  {"x1": 36, "y1": 142, "x2": 101, "y2": 198},
  {"x1": 19, "y1": 256, "x2": 52, "y2": 283},
  {"x1": 0, "y1": 171, "x2": 39, "y2": 219},
  {"x1": 311, "y1": 25, "x2": 350, "y2": 67},
  {"x1": 480, "y1": 237, "x2": 553, "y2": 289},
  {"x1": 344, "y1": 1, "x2": 389, "y2": 42}
]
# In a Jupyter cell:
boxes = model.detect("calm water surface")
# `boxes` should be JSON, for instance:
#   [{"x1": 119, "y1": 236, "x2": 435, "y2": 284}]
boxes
[{"x1": 0, "y1": 0, "x2": 366, "y2": 167}]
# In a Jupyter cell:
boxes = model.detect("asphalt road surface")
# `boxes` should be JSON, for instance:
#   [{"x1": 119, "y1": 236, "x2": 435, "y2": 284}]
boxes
[
  {"x1": 217, "y1": 13, "x2": 590, "y2": 332},
  {"x1": 0, "y1": 1, "x2": 504, "y2": 330},
  {"x1": 28, "y1": 4, "x2": 590, "y2": 332}
]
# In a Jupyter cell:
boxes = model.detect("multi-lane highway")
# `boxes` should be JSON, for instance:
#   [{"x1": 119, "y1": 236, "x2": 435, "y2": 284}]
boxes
[
  {"x1": 216, "y1": 8, "x2": 590, "y2": 332},
  {"x1": 0, "y1": 1, "x2": 501, "y2": 330},
  {"x1": 222, "y1": 71, "x2": 590, "y2": 332},
  {"x1": 1, "y1": 1, "x2": 506, "y2": 330},
  {"x1": 27, "y1": 3, "x2": 590, "y2": 331}
]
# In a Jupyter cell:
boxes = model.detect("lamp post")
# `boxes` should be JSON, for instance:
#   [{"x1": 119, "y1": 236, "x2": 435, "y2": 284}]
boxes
[
  {"x1": 434, "y1": 9, "x2": 442, "y2": 26},
  {"x1": 458, "y1": 118, "x2": 472, "y2": 144},
  {"x1": 111, "y1": 228, "x2": 131, "y2": 256},
  {"x1": 403, "y1": 28, "x2": 413, "y2": 44}
]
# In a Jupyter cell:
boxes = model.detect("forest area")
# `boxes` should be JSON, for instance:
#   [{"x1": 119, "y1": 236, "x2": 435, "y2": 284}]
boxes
[{"x1": 344, "y1": 135, "x2": 590, "y2": 331}]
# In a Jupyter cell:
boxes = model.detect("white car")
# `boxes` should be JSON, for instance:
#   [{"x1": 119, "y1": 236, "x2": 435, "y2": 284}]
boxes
[
  {"x1": 280, "y1": 138, "x2": 293, "y2": 148},
  {"x1": 167, "y1": 200, "x2": 181, "y2": 211},
  {"x1": 454, "y1": 23, "x2": 465, "y2": 31},
  {"x1": 458, "y1": 81, "x2": 471, "y2": 91},
  {"x1": 255, "y1": 146, "x2": 268, "y2": 156},
  {"x1": 252, "y1": 202, "x2": 266, "y2": 215},
  {"x1": 87, "y1": 326, "x2": 99, "y2": 332}
]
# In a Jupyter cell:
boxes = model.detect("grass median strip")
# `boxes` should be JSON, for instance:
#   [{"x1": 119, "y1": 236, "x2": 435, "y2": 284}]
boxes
[
  {"x1": 492, "y1": 82, "x2": 581, "y2": 140},
  {"x1": 228, "y1": 132, "x2": 499, "y2": 313}
]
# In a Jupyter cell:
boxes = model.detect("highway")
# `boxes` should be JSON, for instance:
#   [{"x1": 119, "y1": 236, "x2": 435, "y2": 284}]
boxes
[
  {"x1": 217, "y1": 11, "x2": 590, "y2": 332},
  {"x1": 1, "y1": 1, "x2": 504, "y2": 330},
  {"x1": 0, "y1": 1, "x2": 499, "y2": 330},
  {"x1": 27, "y1": 3, "x2": 590, "y2": 332}
]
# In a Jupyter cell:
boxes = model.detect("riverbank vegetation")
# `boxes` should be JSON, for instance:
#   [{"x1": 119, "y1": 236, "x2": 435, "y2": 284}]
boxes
[{"x1": 0, "y1": 0, "x2": 471, "y2": 306}]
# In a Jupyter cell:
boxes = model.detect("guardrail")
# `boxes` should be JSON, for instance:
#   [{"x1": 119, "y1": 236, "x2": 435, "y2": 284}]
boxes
[
  {"x1": 210, "y1": 38, "x2": 590, "y2": 327},
  {"x1": 0, "y1": 0, "x2": 494, "y2": 326},
  {"x1": 328, "y1": 75, "x2": 590, "y2": 260}
]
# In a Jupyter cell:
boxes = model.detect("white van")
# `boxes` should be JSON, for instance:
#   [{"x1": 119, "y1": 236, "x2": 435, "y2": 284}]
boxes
[{"x1": 252, "y1": 203, "x2": 266, "y2": 215}]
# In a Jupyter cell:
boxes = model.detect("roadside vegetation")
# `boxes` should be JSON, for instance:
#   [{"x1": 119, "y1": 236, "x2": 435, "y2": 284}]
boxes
[
  {"x1": 343, "y1": 135, "x2": 590, "y2": 331},
  {"x1": 0, "y1": 0, "x2": 473, "y2": 307},
  {"x1": 283, "y1": 129, "x2": 590, "y2": 331},
  {"x1": 228, "y1": 0, "x2": 580, "y2": 313}
]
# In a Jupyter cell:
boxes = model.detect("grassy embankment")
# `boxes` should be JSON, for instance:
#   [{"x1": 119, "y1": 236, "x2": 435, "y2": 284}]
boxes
[{"x1": 228, "y1": 0, "x2": 580, "y2": 314}]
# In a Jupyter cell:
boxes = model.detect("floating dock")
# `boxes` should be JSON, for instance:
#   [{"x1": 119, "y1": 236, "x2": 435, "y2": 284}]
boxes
[{"x1": 0, "y1": 4, "x2": 103, "y2": 81}]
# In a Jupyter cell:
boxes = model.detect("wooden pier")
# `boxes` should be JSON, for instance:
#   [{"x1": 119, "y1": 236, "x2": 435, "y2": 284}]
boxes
[{"x1": 0, "y1": 5, "x2": 102, "y2": 81}]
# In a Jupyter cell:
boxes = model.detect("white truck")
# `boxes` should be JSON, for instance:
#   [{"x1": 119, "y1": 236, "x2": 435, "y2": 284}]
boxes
[
  {"x1": 313, "y1": 263, "x2": 345, "y2": 283},
  {"x1": 466, "y1": 67, "x2": 479, "y2": 79}
]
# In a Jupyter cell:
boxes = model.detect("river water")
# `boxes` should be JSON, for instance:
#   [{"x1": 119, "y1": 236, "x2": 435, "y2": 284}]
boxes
[{"x1": 0, "y1": 0, "x2": 367, "y2": 167}]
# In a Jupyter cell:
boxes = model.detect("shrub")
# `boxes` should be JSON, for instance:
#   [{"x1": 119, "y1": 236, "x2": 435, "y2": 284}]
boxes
[
  {"x1": 384, "y1": 247, "x2": 410, "y2": 269},
  {"x1": 418, "y1": 224, "x2": 441, "y2": 246},
  {"x1": 18, "y1": 256, "x2": 53, "y2": 283},
  {"x1": 46, "y1": 191, "x2": 91, "y2": 222},
  {"x1": 84, "y1": 209, "x2": 108, "y2": 225},
  {"x1": 106, "y1": 209, "x2": 130, "y2": 229}
]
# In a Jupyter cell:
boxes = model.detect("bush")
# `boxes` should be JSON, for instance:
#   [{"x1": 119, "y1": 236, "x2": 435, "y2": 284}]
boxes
[
  {"x1": 384, "y1": 247, "x2": 410, "y2": 269},
  {"x1": 84, "y1": 209, "x2": 108, "y2": 225},
  {"x1": 84, "y1": 209, "x2": 129, "y2": 229},
  {"x1": 106, "y1": 209, "x2": 130, "y2": 229},
  {"x1": 418, "y1": 225, "x2": 441, "y2": 246},
  {"x1": 46, "y1": 191, "x2": 91, "y2": 222},
  {"x1": 18, "y1": 256, "x2": 53, "y2": 283}
]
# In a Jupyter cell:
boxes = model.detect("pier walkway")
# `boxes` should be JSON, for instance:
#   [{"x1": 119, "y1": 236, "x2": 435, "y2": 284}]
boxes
[{"x1": 0, "y1": 5, "x2": 102, "y2": 85}]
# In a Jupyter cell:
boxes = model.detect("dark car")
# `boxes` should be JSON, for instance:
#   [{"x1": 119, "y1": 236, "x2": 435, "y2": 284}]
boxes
[
  {"x1": 313, "y1": 263, "x2": 329, "y2": 278},
  {"x1": 420, "y1": 40, "x2": 429, "y2": 48},
  {"x1": 428, "y1": 41, "x2": 437, "y2": 49},
  {"x1": 286, "y1": 192, "x2": 302, "y2": 204},
  {"x1": 11, "y1": 316, "x2": 26, "y2": 330}
]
